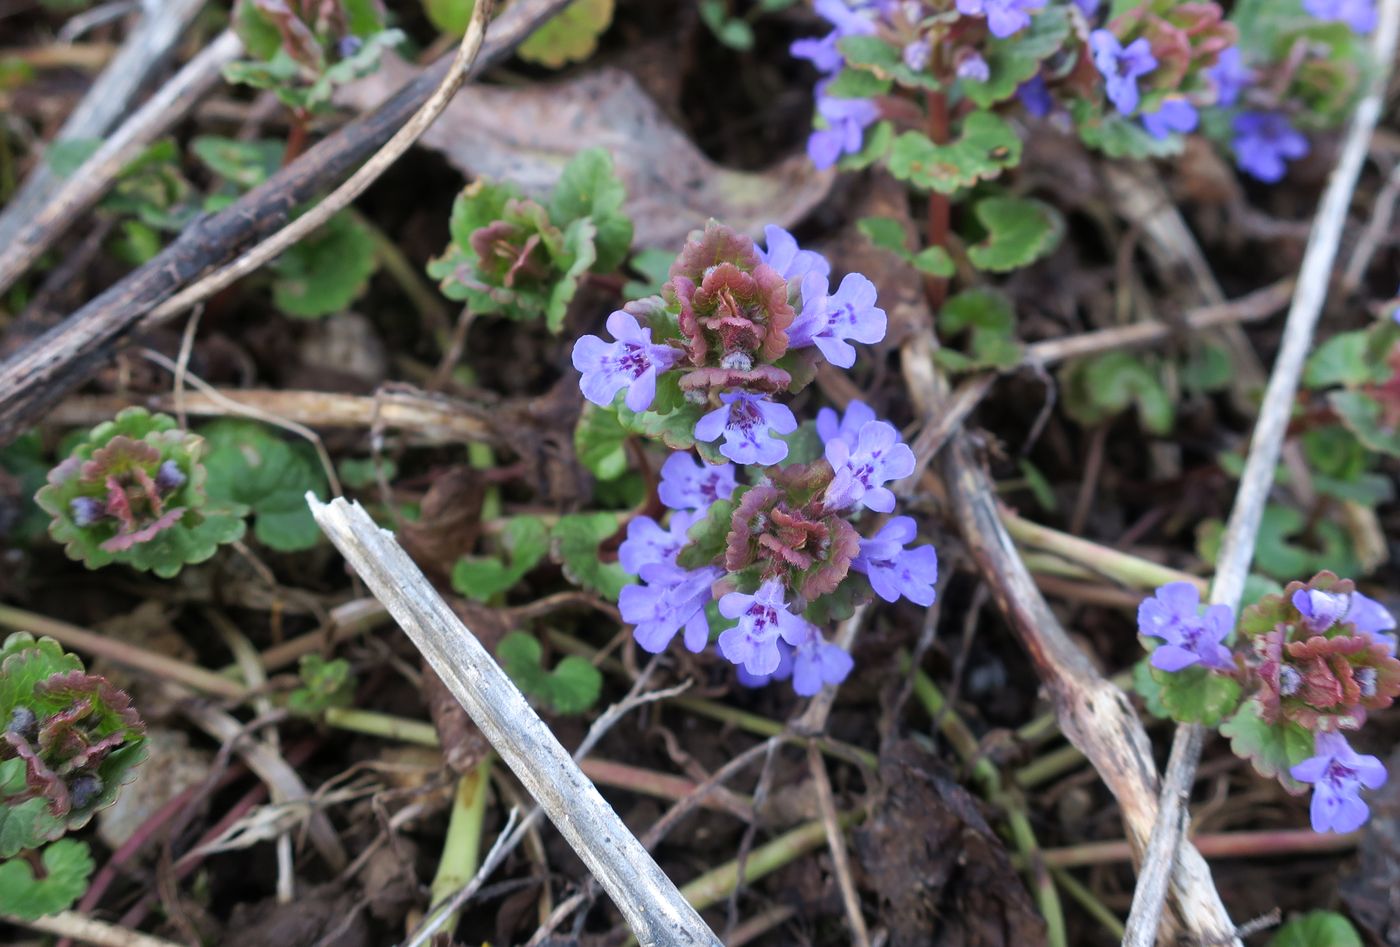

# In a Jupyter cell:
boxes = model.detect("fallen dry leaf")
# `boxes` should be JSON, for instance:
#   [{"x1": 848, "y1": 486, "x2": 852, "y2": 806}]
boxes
[{"x1": 338, "y1": 58, "x2": 834, "y2": 251}]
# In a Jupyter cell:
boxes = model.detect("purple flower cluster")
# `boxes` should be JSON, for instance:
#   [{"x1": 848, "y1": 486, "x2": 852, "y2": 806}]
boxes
[
  {"x1": 1089, "y1": 29, "x2": 1157, "y2": 115},
  {"x1": 1291, "y1": 731, "x2": 1387, "y2": 833},
  {"x1": 1292, "y1": 587, "x2": 1397, "y2": 654},
  {"x1": 955, "y1": 0, "x2": 1046, "y2": 39},
  {"x1": 573, "y1": 224, "x2": 886, "y2": 469},
  {"x1": 1137, "y1": 582, "x2": 1235, "y2": 672},
  {"x1": 790, "y1": 2, "x2": 888, "y2": 168},
  {"x1": 614, "y1": 397, "x2": 934, "y2": 697},
  {"x1": 1232, "y1": 111, "x2": 1309, "y2": 183}
]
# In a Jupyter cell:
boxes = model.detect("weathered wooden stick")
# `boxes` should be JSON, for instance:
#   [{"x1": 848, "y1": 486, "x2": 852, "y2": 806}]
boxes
[{"x1": 307, "y1": 495, "x2": 722, "y2": 947}]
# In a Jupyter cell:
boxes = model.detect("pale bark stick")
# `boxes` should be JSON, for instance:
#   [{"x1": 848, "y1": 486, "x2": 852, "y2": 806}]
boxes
[{"x1": 307, "y1": 495, "x2": 722, "y2": 947}]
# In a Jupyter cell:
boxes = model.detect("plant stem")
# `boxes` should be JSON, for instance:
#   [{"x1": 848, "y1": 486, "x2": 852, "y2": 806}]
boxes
[
  {"x1": 924, "y1": 91, "x2": 951, "y2": 312},
  {"x1": 1001, "y1": 509, "x2": 1206, "y2": 592},
  {"x1": 908, "y1": 662, "x2": 1066, "y2": 947},
  {"x1": 428, "y1": 758, "x2": 494, "y2": 932},
  {"x1": 1050, "y1": 866, "x2": 1125, "y2": 940},
  {"x1": 1037, "y1": 828, "x2": 1358, "y2": 868},
  {"x1": 0, "y1": 603, "x2": 247, "y2": 700},
  {"x1": 325, "y1": 705, "x2": 440, "y2": 745}
]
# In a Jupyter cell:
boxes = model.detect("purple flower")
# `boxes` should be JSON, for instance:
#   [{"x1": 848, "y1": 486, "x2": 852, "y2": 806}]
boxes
[
  {"x1": 790, "y1": 0, "x2": 880, "y2": 74},
  {"x1": 956, "y1": 52, "x2": 990, "y2": 83},
  {"x1": 1350, "y1": 591, "x2": 1397, "y2": 653},
  {"x1": 1292, "y1": 588, "x2": 1353, "y2": 634},
  {"x1": 1073, "y1": 0, "x2": 1101, "y2": 15},
  {"x1": 1017, "y1": 75, "x2": 1054, "y2": 117},
  {"x1": 816, "y1": 399, "x2": 877, "y2": 447},
  {"x1": 808, "y1": 92, "x2": 881, "y2": 170},
  {"x1": 694, "y1": 392, "x2": 798, "y2": 466},
  {"x1": 154, "y1": 460, "x2": 186, "y2": 493},
  {"x1": 1137, "y1": 582, "x2": 1235, "y2": 672},
  {"x1": 1208, "y1": 47, "x2": 1252, "y2": 108},
  {"x1": 792, "y1": 630, "x2": 855, "y2": 695},
  {"x1": 1141, "y1": 97, "x2": 1198, "y2": 139},
  {"x1": 572, "y1": 311, "x2": 684, "y2": 413},
  {"x1": 1232, "y1": 111, "x2": 1309, "y2": 183},
  {"x1": 736, "y1": 639, "x2": 796, "y2": 688},
  {"x1": 1291, "y1": 731, "x2": 1387, "y2": 833},
  {"x1": 70, "y1": 496, "x2": 106, "y2": 527},
  {"x1": 851, "y1": 516, "x2": 938, "y2": 606},
  {"x1": 789, "y1": 271, "x2": 887, "y2": 368},
  {"x1": 618, "y1": 511, "x2": 699, "y2": 576},
  {"x1": 717, "y1": 579, "x2": 813, "y2": 676},
  {"x1": 956, "y1": 0, "x2": 1047, "y2": 39},
  {"x1": 620, "y1": 564, "x2": 722, "y2": 654},
  {"x1": 658, "y1": 452, "x2": 738, "y2": 513},
  {"x1": 903, "y1": 38, "x2": 932, "y2": 72},
  {"x1": 757, "y1": 225, "x2": 831, "y2": 282},
  {"x1": 822, "y1": 419, "x2": 916, "y2": 513},
  {"x1": 1090, "y1": 30, "x2": 1157, "y2": 115},
  {"x1": 1303, "y1": 0, "x2": 1377, "y2": 34}
]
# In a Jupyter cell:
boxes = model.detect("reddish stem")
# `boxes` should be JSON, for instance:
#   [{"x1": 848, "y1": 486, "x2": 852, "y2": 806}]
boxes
[
  {"x1": 924, "y1": 91, "x2": 951, "y2": 313},
  {"x1": 282, "y1": 108, "x2": 311, "y2": 167}
]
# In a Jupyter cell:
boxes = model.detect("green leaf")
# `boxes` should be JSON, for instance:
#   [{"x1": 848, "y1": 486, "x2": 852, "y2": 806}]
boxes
[
  {"x1": 837, "y1": 34, "x2": 939, "y2": 89},
  {"x1": 966, "y1": 196, "x2": 1063, "y2": 272},
  {"x1": 1330, "y1": 389, "x2": 1400, "y2": 458},
  {"x1": 546, "y1": 217, "x2": 598, "y2": 333},
  {"x1": 824, "y1": 66, "x2": 891, "y2": 99},
  {"x1": 1219, "y1": 699, "x2": 1313, "y2": 793},
  {"x1": 337, "y1": 456, "x2": 397, "y2": 489},
  {"x1": 285, "y1": 654, "x2": 355, "y2": 717},
  {"x1": 1304, "y1": 331, "x2": 1379, "y2": 388},
  {"x1": 497, "y1": 631, "x2": 602, "y2": 715},
  {"x1": 838, "y1": 119, "x2": 893, "y2": 171},
  {"x1": 0, "y1": 838, "x2": 94, "y2": 920},
  {"x1": 0, "y1": 433, "x2": 50, "y2": 542},
  {"x1": 451, "y1": 516, "x2": 550, "y2": 602},
  {"x1": 575, "y1": 403, "x2": 630, "y2": 481},
  {"x1": 1181, "y1": 342, "x2": 1233, "y2": 394},
  {"x1": 1136, "y1": 657, "x2": 1241, "y2": 726},
  {"x1": 858, "y1": 216, "x2": 955, "y2": 277},
  {"x1": 551, "y1": 513, "x2": 634, "y2": 598},
  {"x1": 675, "y1": 497, "x2": 738, "y2": 570},
  {"x1": 549, "y1": 148, "x2": 632, "y2": 272},
  {"x1": 1270, "y1": 911, "x2": 1363, "y2": 947},
  {"x1": 1071, "y1": 99, "x2": 1183, "y2": 160},
  {"x1": 935, "y1": 288, "x2": 1022, "y2": 371},
  {"x1": 423, "y1": 0, "x2": 474, "y2": 35},
  {"x1": 200, "y1": 419, "x2": 327, "y2": 552},
  {"x1": 1132, "y1": 659, "x2": 1171, "y2": 720},
  {"x1": 271, "y1": 211, "x2": 378, "y2": 319},
  {"x1": 623, "y1": 248, "x2": 674, "y2": 299},
  {"x1": 961, "y1": 7, "x2": 1070, "y2": 108},
  {"x1": 517, "y1": 0, "x2": 614, "y2": 68},
  {"x1": 190, "y1": 136, "x2": 283, "y2": 190},
  {"x1": 617, "y1": 401, "x2": 704, "y2": 452},
  {"x1": 1017, "y1": 458, "x2": 1057, "y2": 513},
  {"x1": 699, "y1": 0, "x2": 754, "y2": 50},
  {"x1": 1061, "y1": 352, "x2": 1174, "y2": 434},
  {"x1": 888, "y1": 112, "x2": 1021, "y2": 194},
  {"x1": 44, "y1": 138, "x2": 101, "y2": 178}
]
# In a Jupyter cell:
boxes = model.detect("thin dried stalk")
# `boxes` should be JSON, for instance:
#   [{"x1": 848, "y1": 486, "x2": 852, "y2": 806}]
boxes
[{"x1": 308, "y1": 496, "x2": 721, "y2": 947}]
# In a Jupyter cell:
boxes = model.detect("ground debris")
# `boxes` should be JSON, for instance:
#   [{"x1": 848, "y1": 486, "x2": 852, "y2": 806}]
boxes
[{"x1": 853, "y1": 739, "x2": 1044, "y2": 947}]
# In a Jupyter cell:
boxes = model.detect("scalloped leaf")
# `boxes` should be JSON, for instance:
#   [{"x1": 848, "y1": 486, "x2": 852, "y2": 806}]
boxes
[
  {"x1": 451, "y1": 516, "x2": 549, "y2": 602},
  {"x1": 1330, "y1": 390, "x2": 1400, "y2": 458},
  {"x1": 1304, "y1": 331, "x2": 1380, "y2": 389},
  {"x1": 0, "y1": 838, "x2": 93, "y2": 920},
  {"x1": 858, "y1": 216, "x2": 954, "y2": 277},
  {"x1": 837, "y1": 35, "x2": 939, "y2": 90},
  {"x1": 286, "y1": 654, "x2": 355, "y2": 717},
  {"x1": 1071, "y1": 100, "x2": 1182, "y2": 160},
  {"x1": 1219, "y1": 699, "x2": 1313, "y2": 793},
  {"x1": 271, "y1": 211, "x2": 377, "y2": 319},
  {"x1": 966, "y1": 196, "x2": 1063, "y2": 273},
  {"x1": 1062, "y1": 352, "x2": 1174, "y2": 434},
  {"x1": 1135, "y1": 653, "x2": 1241, "y2": 726},
  {"x1": 888, "y1": 112, "x2": 1021, "y2": 194},
  {"x1": 1270, "y1": 910, "x2": 1363, "y2": 947},
  {"x1": 200, "y1": 419, "x2": 326, "y2": 551},
  {"x1": 575, "y1": 403, "x2": 630, "y2": 482},
  {"x1": 935, "y1": 288, "x2": 1022, "y2": 372},
  {"x1": 518, "y1": 0, "x2": 614, "y2": 69},
  {"x1": 616, "y1": 401, "x2": 704, "y2": 452},
  {"x1": 550, "y1": 513, "x2": 633, "y2": 599},
  {"x1": 548, "y1": 148, "x2": 632, "y2": 272},
  {"x1": 676, "y1": 496, "x2": 739, "y2": 571},
  {"x1": 497, "y1": 631, "x2": 602, "y2": 715}
]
